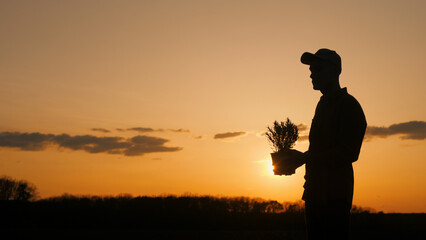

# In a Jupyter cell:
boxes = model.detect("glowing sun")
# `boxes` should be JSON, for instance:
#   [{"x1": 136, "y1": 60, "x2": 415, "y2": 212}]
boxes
[{"x1": 267, "y1": 159, "x2": 275, "y2": 176}]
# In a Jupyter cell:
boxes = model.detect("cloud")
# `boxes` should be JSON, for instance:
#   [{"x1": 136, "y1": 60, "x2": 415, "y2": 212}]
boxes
[
  {"x1": 297, "y1": 123, "x2": 309, "y2": 132},
  {"x1": 298, "y1": 135, "x2": 309, "y2": 141},
  {"x1": 365, "y1": 121, "x2": 426, "y2": 140},
  {"x1": 258, "y1": 131, "x2": 267, "y2": 137},
  {"x1": 214, "y1": 131, "x2": 246, "y2": 139},
  {"x1": 168, "y1": 128, "x2": 191, "y2": 133},
  {"x1": 91, "y1": 128, "x2": 110, "y2": 133},
  {"x1": 123, "y1": 135, "x2": 182, "y2": 156},
  {"x1": 53, "y1": 134, "x2": 131, "y2": 153},
  {"x1": 0, "y1": 132, "x2": 54, "y2": 151},
  {"x1": 123, "y1": 127, "x2": 191, "y2": 134},
  {"x1": 127, "y1": 127, "x2": 156, "y2": 133},
  {"x1": 0, "y1": 132, "x2": 182, "y2": 156},
  {"x1": 130, "y1": 135, "x2": 168, "y2": 145}
]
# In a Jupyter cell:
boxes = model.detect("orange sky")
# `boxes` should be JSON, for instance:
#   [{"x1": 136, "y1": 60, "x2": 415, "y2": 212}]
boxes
[{"x1": 1, "y1": 0, "x2": 425, "y2": 213}]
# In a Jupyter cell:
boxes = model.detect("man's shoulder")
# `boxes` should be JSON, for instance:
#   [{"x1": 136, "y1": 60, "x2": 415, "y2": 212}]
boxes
[
  {"x1": 339, "y1": 89, "x2": 367, "y2": 124},
  {"x1": 340, "y1": 89, "x2": 363, "y2": 109}
]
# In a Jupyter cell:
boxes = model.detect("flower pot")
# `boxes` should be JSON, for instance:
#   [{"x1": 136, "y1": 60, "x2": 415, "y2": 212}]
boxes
[{"x1": 271, "y1": 150, "x2": 295, "y2": 175}]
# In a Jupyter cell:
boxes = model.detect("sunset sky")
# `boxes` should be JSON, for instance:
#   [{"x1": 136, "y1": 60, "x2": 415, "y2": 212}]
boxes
[{"x1": 1, "y1": 0, "x2": 425, "y2": 213}]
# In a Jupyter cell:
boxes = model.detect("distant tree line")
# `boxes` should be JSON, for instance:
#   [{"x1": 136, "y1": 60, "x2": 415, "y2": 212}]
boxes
[
  {"x1": 1, "y1": 193, "x2": 308, "y2": 230},
  {"x1": 1, "y1": 176, "x2": 424, "y2": 239}
]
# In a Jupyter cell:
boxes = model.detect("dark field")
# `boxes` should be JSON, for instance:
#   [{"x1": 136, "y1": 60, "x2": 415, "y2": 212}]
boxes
[{"x1": 2, "y1": 195, "x2": 425, "y2": 239}]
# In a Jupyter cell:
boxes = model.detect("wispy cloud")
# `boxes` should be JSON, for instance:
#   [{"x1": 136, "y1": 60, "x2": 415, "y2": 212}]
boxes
[
  {"x1": 298, "y1": 135, "x2": 309, "y2": 141},
  {"x1": 214, "y1": 131, "x2": 246, "y2": 139},
  {"x1": 127, "y1": 127, "x2": 156, "y2": 133},
  {"x1": 297, "y1": 123, "x2": 309, "y2": 132},
  {"x1": 91, "y1": 128, "x2": 111, "y2": 133},
  {"x1": 365, "y1": 121, "x2": 426, "y2": 140},
  {"x1": 123, "y1": 127, "x2": 191, "y2": 134},
  {"x1": 168, "y1": 128, "x2": 191, "y2": 133},
  {"x1": 0, "y1": 132, "x2": 182, "y2": 156}
]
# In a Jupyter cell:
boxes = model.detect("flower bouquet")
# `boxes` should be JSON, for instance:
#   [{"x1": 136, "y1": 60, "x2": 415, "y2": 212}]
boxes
[{"x1": 266, "y1": 118, "x2": 300, "y2": 175}]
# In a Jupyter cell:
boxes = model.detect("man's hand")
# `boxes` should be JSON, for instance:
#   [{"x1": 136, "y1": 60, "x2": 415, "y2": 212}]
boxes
[{"x1": 273, "y1": 149, "x2": 306, "y2": 176}]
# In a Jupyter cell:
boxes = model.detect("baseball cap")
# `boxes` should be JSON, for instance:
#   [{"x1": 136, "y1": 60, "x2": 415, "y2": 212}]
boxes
[{"x1": 301, "y1": 48, "x2": 342, "y2": 74}]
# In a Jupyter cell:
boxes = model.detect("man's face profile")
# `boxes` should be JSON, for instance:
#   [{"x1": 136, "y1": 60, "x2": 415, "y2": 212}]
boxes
[{"x1": 309, "y1": 61, "x2": 335, "y2": 91}]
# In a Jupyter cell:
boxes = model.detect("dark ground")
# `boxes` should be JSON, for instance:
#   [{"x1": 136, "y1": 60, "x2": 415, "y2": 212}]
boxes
[{"x1": 2, "y1": 196, "x2": 425, "y2": 239}]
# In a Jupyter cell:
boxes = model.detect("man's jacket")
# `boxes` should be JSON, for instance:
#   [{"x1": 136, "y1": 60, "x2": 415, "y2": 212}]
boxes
[{"x1": 302, "y1": 87, "x2": 367, "y2": 206}]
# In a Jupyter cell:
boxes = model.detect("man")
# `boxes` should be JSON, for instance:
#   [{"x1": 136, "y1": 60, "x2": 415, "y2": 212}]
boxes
[{"x1": 282, "y1": 48, "x2": 367, "y2": 239}]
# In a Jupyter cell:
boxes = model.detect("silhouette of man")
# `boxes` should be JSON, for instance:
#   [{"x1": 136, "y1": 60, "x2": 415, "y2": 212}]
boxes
[{"x1": 285, "y1": 48, "x2": 367, "y2": 239}]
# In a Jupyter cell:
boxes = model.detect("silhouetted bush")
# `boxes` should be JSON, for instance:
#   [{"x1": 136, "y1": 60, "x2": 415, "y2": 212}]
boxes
[{"x1": 0, "y1": 175, "x2": 38, "y2": 201}]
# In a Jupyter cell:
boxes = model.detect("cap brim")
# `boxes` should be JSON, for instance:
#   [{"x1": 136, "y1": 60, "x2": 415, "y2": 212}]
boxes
[{"x1": 301, "y1": 52, "x2": 319, "y2": 65}]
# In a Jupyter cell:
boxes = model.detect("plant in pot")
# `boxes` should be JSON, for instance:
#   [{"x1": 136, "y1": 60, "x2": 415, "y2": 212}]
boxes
[{"x1": 266, "y1": 118, "x2": 301, "y2": 175}]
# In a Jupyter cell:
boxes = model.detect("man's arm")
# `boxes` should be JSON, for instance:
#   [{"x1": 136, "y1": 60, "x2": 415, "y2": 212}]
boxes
[{"x1": 329, "y1": 98, "x2": 367, "y2": 166}]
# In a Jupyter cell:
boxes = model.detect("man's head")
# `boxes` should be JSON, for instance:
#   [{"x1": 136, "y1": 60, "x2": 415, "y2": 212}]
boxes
[{"x1": 301, "y1": 48, "x2": 341, "y2": 91}]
